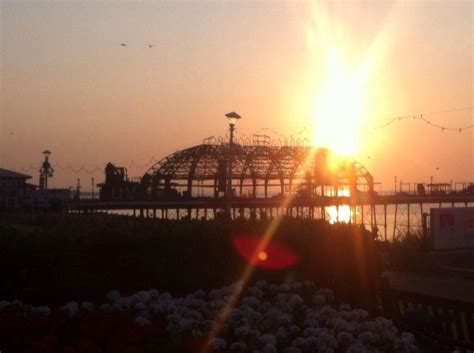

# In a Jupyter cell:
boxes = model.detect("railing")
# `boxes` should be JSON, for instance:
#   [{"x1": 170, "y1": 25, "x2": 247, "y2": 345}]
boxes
[{"x1": 380, "y1": 287, "x2": 474, "y2": 352}]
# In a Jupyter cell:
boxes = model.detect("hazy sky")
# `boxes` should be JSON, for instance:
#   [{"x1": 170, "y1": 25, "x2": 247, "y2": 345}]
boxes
[{"x1": 1, "y1": 0, "x2": 472, "y2": 189}]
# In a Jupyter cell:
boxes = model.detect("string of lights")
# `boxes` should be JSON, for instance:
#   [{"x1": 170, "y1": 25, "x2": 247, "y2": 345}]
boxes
[
  {"x1": 12, "y1": 106, "x2": 473, "y2": 175},
  {"x1": 240, "y1": 106, "x2": 474, "y2": 133},
  {"x1": 372, "y1": 106, "x2": 474, "y2": 132},
  {"x1": 17, "y1": 157, "x2": 160, "y2": 175}
]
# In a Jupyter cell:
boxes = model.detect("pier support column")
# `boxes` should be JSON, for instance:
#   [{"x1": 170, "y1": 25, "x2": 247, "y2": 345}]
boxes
[
  {"x1": 407, "y1": 203, "x2": 410, "y2": 234},
  {"x1": 393, "y1": 204, "x2": 398, "y2": 240}
]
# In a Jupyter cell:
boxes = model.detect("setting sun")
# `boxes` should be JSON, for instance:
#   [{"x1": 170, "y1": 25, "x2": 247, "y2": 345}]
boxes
[
  {"x1": 313, "y1": 48, "x2": 368, "y2": 156},
  {"x1": 327, "y1": 205, "x2": 352, "y2": 224}
]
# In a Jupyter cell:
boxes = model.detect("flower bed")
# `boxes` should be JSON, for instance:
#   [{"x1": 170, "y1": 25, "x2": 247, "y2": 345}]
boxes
[{"x1": 0, "y1": 282, "x2": 418, "y2": 353}]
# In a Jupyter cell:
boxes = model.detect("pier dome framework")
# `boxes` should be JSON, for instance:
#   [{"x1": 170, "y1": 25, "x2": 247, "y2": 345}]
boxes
[{"x1": 141, "y1": 143, "x2": 374, "y2": 200}]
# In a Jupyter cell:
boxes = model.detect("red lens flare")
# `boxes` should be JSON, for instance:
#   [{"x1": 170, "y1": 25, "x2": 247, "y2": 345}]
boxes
[{"x1": 231, "y1": 234, "x2": 299, "y2": 270}]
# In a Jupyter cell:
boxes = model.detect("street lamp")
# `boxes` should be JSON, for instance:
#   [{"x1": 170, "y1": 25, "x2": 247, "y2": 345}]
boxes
[
  {"x1": 39, "y1": 150, "x2": 54, "y2": 190},
  {"x1": 225, "y1": 112, "x2": 242, "y2": 218},
  {"x1": 225, "y1": 112, "x2": 241, "y2": 145}
]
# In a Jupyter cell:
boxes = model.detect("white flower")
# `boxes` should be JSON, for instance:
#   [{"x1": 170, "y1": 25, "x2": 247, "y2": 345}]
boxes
[
  {"x1": 349, "y1": 309, "x2": 369, "y2": 321},
  {"x1": 337, "y1": 331, "x2": 353, "y2": 345},
  {"x1": 259, "y1": 333, "x2": 277, "y2": 346},
  {"x1": 81, "y1": 301, "x2": 94, "y2": 311},
  {"x1": 303, "y1": 336, "x2": 319, "y2": 348},
  {"x1": 339, "y1": 303, "x2": 351, "y2": 311},
  {"x1": 289, "y1": 325, "x2": 301, "y2": 335},
  {"x1": 99, "y1": 303, "x2": 113, "y2": 313},
  {"x1": 276, "y1": 327, "x2": 289, "y2": 340},
  {"x1": 248, "y1": 286, "x2": 264, "y2": 298},
  {"x1": 319, "y1": 306, "x2": 337, "y2": 321},
  {"x1": 230, "y1": 341, "x2": 247, "y2": 351},
  {"x1": 303, "y1": 317, "x2": 319, "y2": 328},
  {"x1": 234, "y1": 325, "x2": 251, "y2": 336},
  {"x1": 135, "y1": 316, "x2": 151, "y2": 325},
  {"x1": 358, "y1": 331, "x2": 378, "y2": 344},
  {"x1": 148, "y1": 289, "x2": 159, "y2": 299},
  {"x1": 0, "y1": 300, "x2": 11, "y2": 312},
  {"x1": 255, "y1": 281, "x2": 268, "y2": 289},
  {"x1": 263, "y1": 343, "x2": 277, "y2": 353},
  {"x1": 400, "y1": 331, "x2": 418, "y2": 351},
  {"x1": 4, "y1": 281, "x2": 418, "y2": 353},
  {"x1": 34, "y1": 306, "x2": 51, "y2": 316},
  {"x1": 193, "y1": 289, "x2": 206, "y2": 298},
  {"x1": 291, "y1": 337, "x2": 305, "y2": 348},
  {"x1": 291, "y1": 282, "x2": 303, "y2": 290},
  {"x1": 241, "y1": 296, "x2": 260, "y2": 308},
  {"x1": 269, "y1": 284, "x2": 278, "y2": 292},
  {"x1": 303, "y1": 327, "x2": 328, "y2": 338},
  {"x1": 134, "y1": 302, "x2": 146, "y2": 311},
  {"x1": 346, "y1": 342, "x2": 367, "y2": 353},
  {"x1": 316, "y1": 332, "x2": 338, "y2": 351},
  {"x1": 106, "y1": 290, "x2": 121, "y2": 302},
  {"x1": 316, "y1": 288, "x2": 334, "y2": 302},
  {"x1": 12, "y1": 299, "x2": 23, "y2": 307},
  {"x1": 209, "y1": 298, "x2": 226, "y2": 309},
  {"x1": 278, "y1": 313, "x2": 292, "y2": 325},
  {"x1": 327, "y1": 317, "x2": 351, "y2": 332},
  {"x1": 401, "y1": 332, "x2": 416, "y2": 345},
  {"x1": 288, "y1": 294, "x2": 303, "y2": 308},
  {"x1": 178, "y1": 318, "x2": 196, "y2": 331},
  {"x1": 211, "y1": 337, "x2": 227, "y2": 350},
  {"x1": 132, "y1": 290, "x2": 152, "y2": 304},
  {"x1": 61, "y1": 301, "x2": 79, "y2": 318},
  {"x1": 313, "y1": 294, "x2": 326, "y2": 305}
]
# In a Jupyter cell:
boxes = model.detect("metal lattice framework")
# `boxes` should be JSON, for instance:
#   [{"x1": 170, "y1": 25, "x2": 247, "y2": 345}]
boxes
[{"x1": 141, "y1": 143, "x2": 374, "y2": 199}]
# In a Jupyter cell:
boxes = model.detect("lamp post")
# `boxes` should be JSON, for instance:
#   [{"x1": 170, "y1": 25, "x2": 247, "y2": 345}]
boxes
[
  {"x1": 75, "y1": 178, "x2": 81, "y2": 200},
  {"x1": 91, "y1": 177, "x2": 95, "y2": 200},
  {"x1": 39, "y1": 150, "x2": 54, "y2": 190},
  {"x1": 225, "y1": 112, "x2": 242, "y2": 218}
]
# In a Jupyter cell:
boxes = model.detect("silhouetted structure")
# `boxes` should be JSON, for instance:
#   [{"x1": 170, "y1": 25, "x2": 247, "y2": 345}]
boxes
[
  {"x1": 141, "y1": 144, "x2": 374, "y2": 200},
  {"x1": 98, "y1": 163, "x2": 141, "y2": 201},
  {"x1": 0, "y1": 168, "x2": 34, "y2": 209},
  {"x1": 90, "y1": 144, "x2": 473, "y2": 238},
  {"x1": 39, "y1": 150, "x2": 54, "y2": 190}
]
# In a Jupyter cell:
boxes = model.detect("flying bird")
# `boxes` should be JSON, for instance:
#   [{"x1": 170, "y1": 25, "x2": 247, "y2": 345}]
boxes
[
  {"x1": 148, "y1": 43, "x2": 154, "y2": 48},
  {"x1": 120, "y1": 43, "x2": 127, "y2": 47}
]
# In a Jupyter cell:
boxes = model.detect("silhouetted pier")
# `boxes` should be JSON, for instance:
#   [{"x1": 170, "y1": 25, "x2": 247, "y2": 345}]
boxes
[{"x1": 71, "y1": 193, "x2": 474, "y2": 240}]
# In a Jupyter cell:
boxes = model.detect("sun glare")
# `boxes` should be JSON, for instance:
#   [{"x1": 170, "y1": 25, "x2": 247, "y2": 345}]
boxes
[
  {"x1": 258, "y1": 251, "x2": 268, "y2": 261},
  {"x1": 327, "y1": 205, "x2": 352, "y2": 224},
  {"x1": 326, "y1": 188, "x2": 352, "y2": 224},
  {"x1": 305, "y1": 2, "x2": 388, "y2": 157},
  {"x1": 313, "y1": 48, "x2": 367, "y2": 156}
]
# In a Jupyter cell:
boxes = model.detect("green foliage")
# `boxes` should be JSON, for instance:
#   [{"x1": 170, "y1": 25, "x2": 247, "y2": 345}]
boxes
[
  {"x1": 0, "y1": 215, "x2": 378, "y2": 306},
  {"x1": 389, "y1": 229, "x2": 430, "y2": 272}
]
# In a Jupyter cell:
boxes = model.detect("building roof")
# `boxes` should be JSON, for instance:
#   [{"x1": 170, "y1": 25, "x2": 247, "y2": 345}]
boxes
[
  {"x1": 142, "y1": 143, "x2": 373, "y2": 192},
  {"x1": 0, "y1": 168, "x2": 32, "y2": 179}
]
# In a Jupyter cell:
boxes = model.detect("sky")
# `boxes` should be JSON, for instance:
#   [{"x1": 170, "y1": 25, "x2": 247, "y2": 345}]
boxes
[{"x1": 0, "y1": 0, "x2": 472, "y2": 190}]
